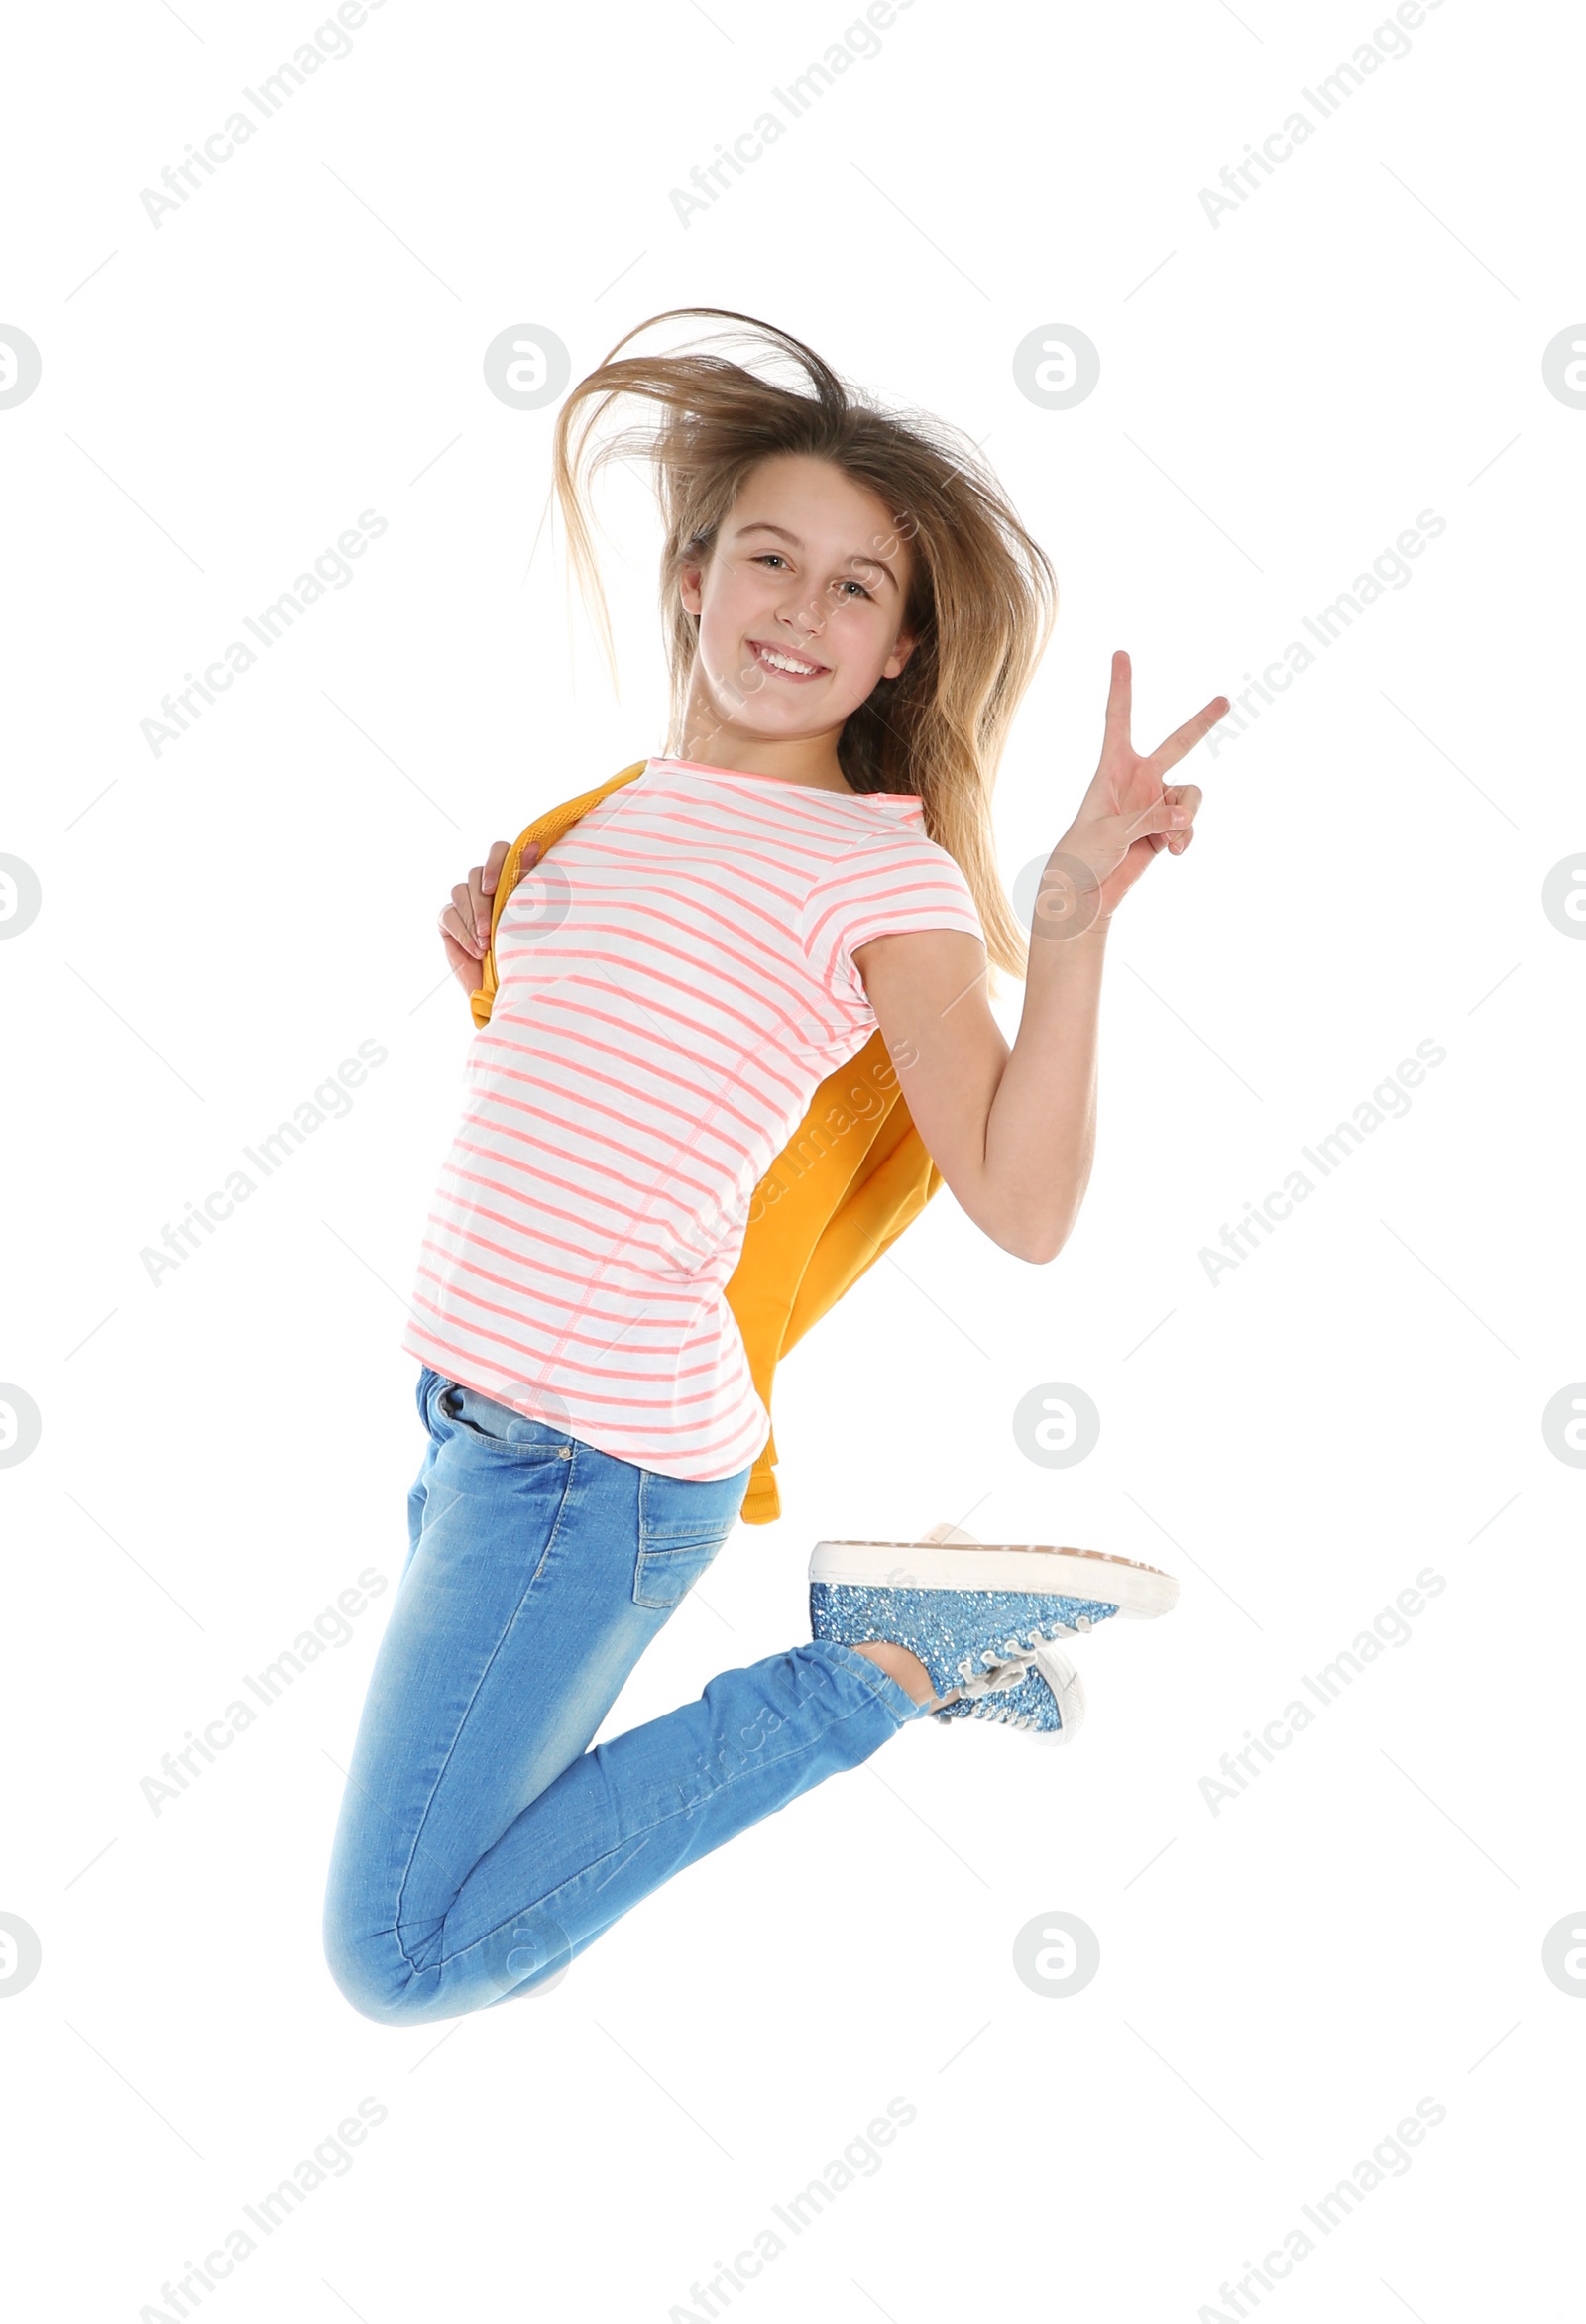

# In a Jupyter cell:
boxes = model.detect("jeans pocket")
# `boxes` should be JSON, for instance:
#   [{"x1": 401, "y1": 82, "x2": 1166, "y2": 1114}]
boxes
[
  {"x1": 433, "y1": 1379, "x2": 572, "y2": 1460},
  {"x1": 631, "y1": 1529, "x2": 733, "y2": 1611},
  {"x1": 631, "y1": 1464, "x2": 749, "y2": 1610}
]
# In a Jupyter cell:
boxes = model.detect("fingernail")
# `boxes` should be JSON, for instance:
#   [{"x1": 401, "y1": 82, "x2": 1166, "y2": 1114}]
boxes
[{"x1": 1170, "y1": 810, "x2": 1189, "y2": 826}]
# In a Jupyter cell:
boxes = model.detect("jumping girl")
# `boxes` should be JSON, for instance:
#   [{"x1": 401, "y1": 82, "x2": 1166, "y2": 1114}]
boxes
[{"x1": 321, "y1": 309, "x2": 1227, "y2": 2021}]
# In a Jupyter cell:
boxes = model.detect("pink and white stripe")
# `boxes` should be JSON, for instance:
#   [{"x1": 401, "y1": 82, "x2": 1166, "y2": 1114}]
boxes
[{"x1": 401, "y1": 756, "x2": 984, "y2": 1480}]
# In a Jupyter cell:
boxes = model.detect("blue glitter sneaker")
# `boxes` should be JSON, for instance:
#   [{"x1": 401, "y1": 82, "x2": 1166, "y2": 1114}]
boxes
[{"x1": 809, "y1": 1521, "x2": 1177, "y2": 1715}]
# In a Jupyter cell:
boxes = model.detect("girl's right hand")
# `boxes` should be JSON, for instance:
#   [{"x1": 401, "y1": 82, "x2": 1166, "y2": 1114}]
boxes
[{"x1": 439, "y1": 838, "x2": 541, "y2": 991}]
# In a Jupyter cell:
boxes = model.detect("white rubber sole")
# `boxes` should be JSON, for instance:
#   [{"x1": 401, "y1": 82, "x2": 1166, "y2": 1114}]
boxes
[{"x1": 810, "y1": 1537, "x2": 1179, "y2": 1620}]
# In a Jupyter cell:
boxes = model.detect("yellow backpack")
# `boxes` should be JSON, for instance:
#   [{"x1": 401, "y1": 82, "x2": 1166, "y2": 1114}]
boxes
[{"x1": 470, "y1": 761, "x2": 948, "y2": 1524}]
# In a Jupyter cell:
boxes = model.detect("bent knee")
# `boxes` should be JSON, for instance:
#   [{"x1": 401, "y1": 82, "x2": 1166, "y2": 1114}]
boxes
[
  {"x1": 321, "y1": 1918, "x2": 437, "y2": 2027},
  {"x1": 323, "y1": 1896, "x2": 572, "y2": 2023}
]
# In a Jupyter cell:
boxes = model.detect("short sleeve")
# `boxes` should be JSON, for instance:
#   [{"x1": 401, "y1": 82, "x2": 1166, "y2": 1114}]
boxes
[{"x1": 801, "y1": 828, "x2": 985, "y2": 1011}]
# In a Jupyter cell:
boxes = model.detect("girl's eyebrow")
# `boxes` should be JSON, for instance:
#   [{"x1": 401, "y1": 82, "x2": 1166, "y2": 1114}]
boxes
[{"x1": 730, "y1": 518, "x2": 897, "y2": 591}]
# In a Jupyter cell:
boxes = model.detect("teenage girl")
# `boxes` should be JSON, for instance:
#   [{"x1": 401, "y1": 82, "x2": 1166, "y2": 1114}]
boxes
[{"x1": 321, "y1": 309, "x2": 1227, "y2": 2021}]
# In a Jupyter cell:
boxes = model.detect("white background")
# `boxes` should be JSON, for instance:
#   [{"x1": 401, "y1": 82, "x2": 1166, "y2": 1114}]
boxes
[{"x1": 2, "y1": 1, "x2": 1581, "y2": 2317}]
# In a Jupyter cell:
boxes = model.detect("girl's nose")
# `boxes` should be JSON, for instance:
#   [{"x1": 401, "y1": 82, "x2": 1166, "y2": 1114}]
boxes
[{"x1": 781, "y1": 592, "x2": 827, "y2": 640}]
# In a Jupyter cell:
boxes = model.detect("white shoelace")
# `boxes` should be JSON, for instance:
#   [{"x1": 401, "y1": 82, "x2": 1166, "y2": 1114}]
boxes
[{"x1": 950, "y1": 1618, "x2": 1084, "y2": 1700}]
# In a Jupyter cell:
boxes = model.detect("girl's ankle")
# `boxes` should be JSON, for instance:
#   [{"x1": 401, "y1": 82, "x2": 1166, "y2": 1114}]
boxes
[{"x1": 849, "y1": 1638, "x2": 938, "y2": 1707}]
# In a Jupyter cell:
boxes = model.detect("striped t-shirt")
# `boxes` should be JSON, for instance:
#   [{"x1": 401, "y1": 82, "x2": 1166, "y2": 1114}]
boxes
[{"x1": 400, "y1": 755, "x2": 986, "y2": 1480}]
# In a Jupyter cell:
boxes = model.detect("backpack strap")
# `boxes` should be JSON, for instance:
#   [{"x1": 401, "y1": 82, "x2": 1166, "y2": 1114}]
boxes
[{"x1": 470, "y1": 761, "x2": 648, "y2": 1029}]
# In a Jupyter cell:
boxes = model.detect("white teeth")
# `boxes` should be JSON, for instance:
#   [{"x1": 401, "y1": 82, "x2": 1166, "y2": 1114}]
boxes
[{"x1": 756, "y1": 645, "x2": 822, "y2": 675}]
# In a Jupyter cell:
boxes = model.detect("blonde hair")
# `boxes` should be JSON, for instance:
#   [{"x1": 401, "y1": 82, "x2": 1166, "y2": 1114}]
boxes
[{"x1": 550, "y1": 308, "x2": 1057, "y2": 984}]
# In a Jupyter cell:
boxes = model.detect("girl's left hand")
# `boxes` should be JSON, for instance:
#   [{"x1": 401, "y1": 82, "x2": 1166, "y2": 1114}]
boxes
[{"x1": 1049, "y1": 651, "x2": 1227, "y2": 925}]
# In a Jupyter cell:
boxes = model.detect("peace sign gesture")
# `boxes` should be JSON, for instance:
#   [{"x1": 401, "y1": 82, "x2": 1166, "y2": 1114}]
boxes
[{"x1": 1047, "y1": 652, "x2": 1228, "y2": 928}]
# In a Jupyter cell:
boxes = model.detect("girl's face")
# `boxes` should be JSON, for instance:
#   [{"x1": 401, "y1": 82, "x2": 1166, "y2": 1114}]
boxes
[{"x1": 679, "y1": 453, "x2": 917, "y2": 749}]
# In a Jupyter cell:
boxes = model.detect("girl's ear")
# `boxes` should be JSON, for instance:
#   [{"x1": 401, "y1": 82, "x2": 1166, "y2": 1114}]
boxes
[
  {"x1": 881, "y1": 625, "x2": 916, "y2": 683},
  {"x1": 680, "y1": 559, "x2": 704, "y2": 617}
]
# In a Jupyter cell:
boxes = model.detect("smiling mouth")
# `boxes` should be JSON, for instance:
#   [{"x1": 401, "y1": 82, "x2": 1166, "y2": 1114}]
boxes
[{"x1": 748, "y1": 638, "x2": 830, "y2": 681}]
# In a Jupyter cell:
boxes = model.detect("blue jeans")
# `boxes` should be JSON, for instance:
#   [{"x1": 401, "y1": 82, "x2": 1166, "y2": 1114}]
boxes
[{"x1": 322, "y1": 1367, "x2": 923, "y2": 2023}]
